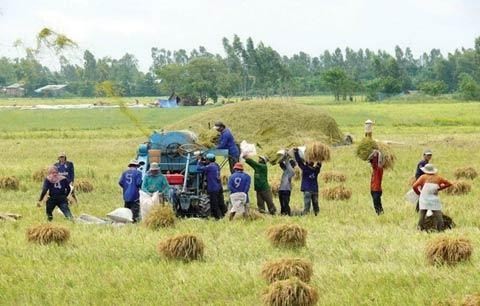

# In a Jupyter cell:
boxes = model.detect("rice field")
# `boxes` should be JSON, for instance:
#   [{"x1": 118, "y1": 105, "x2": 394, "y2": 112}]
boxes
[{"x1": 1, "y1": 96, "x2": 480, "y2": 305}]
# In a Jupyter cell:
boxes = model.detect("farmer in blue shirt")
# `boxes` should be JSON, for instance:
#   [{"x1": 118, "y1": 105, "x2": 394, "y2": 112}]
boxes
[
  {"x1": 37, "y1": 166, "x2": 73, "y2": 221},
  {"x1": 294, "y1": 148, "x2": 321, "y2": 216},
  {"x1": 119, "y1": 160, "x2": 143, "y2": 222},
  {"x1": 214, "y1": 121, "x2": 240, "y2": 174},
  {"x1": 227, "y1": 162, "x2": 251, "y2": 220},
  {"x1": 197, "y1": 153, "x2": 224, "y2": 219},
  {"x1": 55, "y1": 152, "x2": 77, "y2": 203}
]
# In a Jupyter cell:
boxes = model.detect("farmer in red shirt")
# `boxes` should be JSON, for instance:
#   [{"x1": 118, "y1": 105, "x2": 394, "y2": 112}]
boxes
[{"x1": 368, "y1": 149, "x2": 384, "y2": 215}]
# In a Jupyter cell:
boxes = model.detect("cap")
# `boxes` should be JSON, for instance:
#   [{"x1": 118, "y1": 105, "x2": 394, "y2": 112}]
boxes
[
  {"x1": 206, "y1": 153, "x2": 216, "y2": 161},
  {"x1": 58, "y1": 152, "x2": 66, "y2": 157},
  {"x1": 233, "y1": 162, "x2": 244, "y2": 171},
  {"x1": 423, "y1": 149, "x2": 433, "y2": 155}
]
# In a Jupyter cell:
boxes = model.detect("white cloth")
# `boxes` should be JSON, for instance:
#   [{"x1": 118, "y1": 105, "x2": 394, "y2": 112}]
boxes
[
  {"x1": 419, "y1": 182, "x2": 442, "y2": 211},
  {"x1": 229, "y1": 192, "x2": 248, "y2": 214}
]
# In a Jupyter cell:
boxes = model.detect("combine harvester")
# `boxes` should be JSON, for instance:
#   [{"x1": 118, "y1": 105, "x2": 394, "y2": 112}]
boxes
[{"x1": 135, "y1": 130, "x2": 228, "y2": 218}]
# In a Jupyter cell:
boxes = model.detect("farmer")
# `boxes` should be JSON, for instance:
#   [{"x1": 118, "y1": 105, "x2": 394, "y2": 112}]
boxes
[
  {"x1": 141, "y1": 162, "x2": 170, "y2": 202},
  {"x1": 227, "y1": 162, "x2": 251, "y2": 220},
  {"x1": 294, "y1": 148, "x2": 321, "y2": 216},
  {"x1": 412, "y1": 164, "x2": 452, "y2": 231},
  {"x1": 244, "y1": 155, "x2": 277, "y2": 215},
  {"x1": 368, "y1": 149, "x2": 384, "y2": 215},
  {"x1": 197, "y1": 153, "x2": 224, "y2": 219},
  {"x1": 214, "y1": 121, "x2": 240, "y2": 174},
  {"x1": 278, "y1": 153, "x2": 296, "y2": 216},
  {"x1": 364, "y1": 119, "x2": 374, "y2": 138},
  {"x1": 55, "y1": 152, "x2": 77, "y2": 202},
  {"x1": 37, "y1": 165, "x2": 73, "y2": 221},
  {"x1": 118, "y1": 159, "x2": 143, "y2": 223},
  {"x1": 414, "y1": 149, "x2": 433, "y2": 212}
]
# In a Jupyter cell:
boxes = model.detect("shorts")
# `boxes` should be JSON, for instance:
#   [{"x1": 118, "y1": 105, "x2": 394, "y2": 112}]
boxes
[{"x1": 229, "y1": 192, "x2": 248, "y2": 214}]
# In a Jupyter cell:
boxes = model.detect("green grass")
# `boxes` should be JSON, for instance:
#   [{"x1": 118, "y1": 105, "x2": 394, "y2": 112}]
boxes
[{"x1": 1, "y1": 97, "x2": 480, "y2": 305}]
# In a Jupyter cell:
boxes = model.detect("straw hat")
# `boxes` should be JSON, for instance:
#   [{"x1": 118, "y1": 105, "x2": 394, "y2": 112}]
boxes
[
  {"x1": 150, "y1": 162, "x2": 160, "y2": 171},
  {"x1": 423, "y1": 149, "x2": 433, "y2": 155},
  {"x1": 421, "y1": 163, "x2": 438, "y2": 174},
  {"x1": 128, "y1": 159, "x2": 140, "y2": 167}
]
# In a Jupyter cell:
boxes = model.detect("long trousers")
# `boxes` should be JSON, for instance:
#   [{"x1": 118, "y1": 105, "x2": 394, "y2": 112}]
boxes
[
  {"x1": 278, "y1": 190, "x2": 291, "y2": 216},
  {"x1": 256, "y1": 189, "x2": 276, "y2": 215},
  {"x1": 371, "y1": 191, "x2": 384, "y2": 215},
  {"x1": 46, "y1": 196, "x2": 73, "y2": 221},
  {"x1": 125, "y1": 200, "x2": 140, "y2": 222},
  {"x1": 303, "y1": 191, "x2": 319, "y2": 215}
]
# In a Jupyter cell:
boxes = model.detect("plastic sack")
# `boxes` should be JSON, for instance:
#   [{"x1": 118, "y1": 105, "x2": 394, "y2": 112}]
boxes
[
  {"x1": 139, "y1": 190, "x2": 160, "y2": 219},
  {"x1": 106, "y1": 208, "x2": 133, "y2": 223},
  {"x1": 405, "y1": 189, "x2": 419, "y2": 205},
  {"x1": 240, "y1": 140, "x2": 257, "y2": 159},
  {"x1": 287, "y1": 146, "x2": 306, "y2": 160}
]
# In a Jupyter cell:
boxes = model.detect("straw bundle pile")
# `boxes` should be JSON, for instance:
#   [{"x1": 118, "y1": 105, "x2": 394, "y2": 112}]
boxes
[
  {"x1": 454, "y1": 167, "x2": 478, "y2": 180},
  {"x1": 157, "y1": 234, "x2": 204, "y2": 261},
  {"x1": 196, "y1": 129, "x2": 219, "y2": 148},
  {"x1": 355, "y1": 138, "x2": 396, "y2": 170},
  {"x1": 321, "y1": 171, "x2": 347, "y2": 183},
  {"x1": 445, "y1": 181, "x2": 471, "y2": 195},
  {"x1": 0, "y1": 176, "x2": 20, "y2": 190},
  {"x1": 75, "y1": 179, "x2": 94, "y2": 193},
  {"x1": 262, "y1": 278, "x2": 319, "y2": 306},
  {"x1": 27, "y1": 224, "x2": 70, "y2": 245},
  {"x1": 32, "y1": 167, "x2": 49, "y2": 182},
  {"x1": 267, "y1": 224, "x2": 307, "y2": 248},
  {"x1": 304, "y1": 141, "x2": 331, "y2": 163},
  {"x1": 425, "y1": 236, "x2": 473, "y2": 266},
  {"x1": 143, "y1": 205, "x2": 175, "y2": 230},
  {"x1": 261, "y1": 258, "x2": 313, "y2": 283},
  {"x1": 321, "y1": 185, "x2": 352, "y2": 201}
]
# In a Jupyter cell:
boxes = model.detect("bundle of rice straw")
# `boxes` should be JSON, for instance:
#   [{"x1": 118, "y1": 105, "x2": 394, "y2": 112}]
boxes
[
  {"x1": 267, "y1": 224, "x2": 307, "y2": 248},
  {"x1": 321, "y1": 171, "x2": 347, "y2": 183},
  {"x1": 196, "y1": 129, "x2": 219, "y2": 148},
  {"x1": 445, "y1": 181, "x2": 471, "y2": 195},
  {"x1": 321, "y1": 185, "x2": 352, "y2": 201},
  {"x1": 244, "y1": 209, "x2": 265, "y2": 221},
  {"x1": 425, "y1": 236, "x2": 473, "y2": 266},
  {"x1": 32, "y1": 167, "x2": 49, "y2": 182},
  {"x1": 157, "y1": 234, "x2": 204, "y2": 261},
  {"x1": 262, "y1": 277, "x2": 319, "y2": 306},
  {"x1": 143, "y1": 205, "x2": 175, "y2": 230},
  {"x1": 75, "y1": 179, "x2": 94, "y2": 193},
  {"x1": 261, "y1": 258, "x2": 313, "y2": 283},
  {"x1": 0, "y1": 176, "x2": 20, "y2": 190},
  {"x1": 423, "y1": 214, "x2": 455, "y2": 231},
  {"x1": 304, "y1": 141, "x2": 330, "y2": 163},
  {"x1": 27, "y1": 224, "x2": 70, "y2": 245},
  {"x1": 461, "y1": 294, "x2": 480, "y2": 306},
  {"x1": 454, "y1": 167, "x2": 478, "y2": 180},
  {"x1": 355, "y1": 138, "x2": 396, "y2": 170}
]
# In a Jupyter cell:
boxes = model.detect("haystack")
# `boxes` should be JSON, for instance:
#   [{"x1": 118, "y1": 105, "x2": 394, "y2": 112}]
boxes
[
  {"x1": 445, "y1": 181, "x2": 471, "y2": 195},
  {"x1": 321, "y1": 185, "x2": 352, "y2": 201},
  {"x1": 305, "y1": 141, "x2": 331, "y2": 163},
  {"x1": 355, "y1": 138, "x2": 396, "y2": 170},
  {"x1": 262, "y1": 278, "x2": 319, "y2": 306},
  {"x1": 454, "y1": 167, "x2": 478, "y2": 180},
  {"x1": 423, "y1": 214, "x2": 455, "y2": 231},
  {"x1": 32, "y1": 167, "x2": 49, "y2": 182},
  {"x1": 143, "y1": 205, "x2": 175, "y2": 230},
  {"x1": 261, "y1": 258, "x2": 313, "y2": 283},
  {"x1": 157, "y1": 234, "x2": 204, "y2": 261},
  {"x1": 196, "y1": 129, "x2": 219, "y2": 148},
  {"x1": 425, "y1": 236, "x2": 473, "y2": 266},
  {"x1": 0, "y1": 176, "x2": 20, "y2": 190},
  {"x1": 27, "y1": 224, "x2": 70, "y2": 245},
  {"x1": 267, "y1": 224, "x2": 307, "y2": 248},
  {"x1": 321, "y1": 171, "x2": 347, "y2": 183},
  {"x1": 75, "y1": 179, "x2": 94, "y2": 193}
]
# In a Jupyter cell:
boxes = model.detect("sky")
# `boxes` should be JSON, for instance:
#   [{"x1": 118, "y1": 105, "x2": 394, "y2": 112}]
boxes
[{"x1": 0, "y1": 0, "x2": 479, "y2": 72}]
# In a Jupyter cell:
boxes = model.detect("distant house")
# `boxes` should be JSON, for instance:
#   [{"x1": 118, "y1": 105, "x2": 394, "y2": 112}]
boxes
[
  {"x1": 4, "y1": 83, "x2": 25, "y2": 97},
  {"x1": 34, "y1": 84, "x2": 68, "y2": 97}
]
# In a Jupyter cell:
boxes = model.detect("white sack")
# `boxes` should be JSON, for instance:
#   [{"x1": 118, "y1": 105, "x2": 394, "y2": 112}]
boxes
[
  {"x1": 106, "y1": 208, "x2": 133, "y2": 223},
  {"x1": 139, "y1": 190, "x2": 160, "y2": 219}
]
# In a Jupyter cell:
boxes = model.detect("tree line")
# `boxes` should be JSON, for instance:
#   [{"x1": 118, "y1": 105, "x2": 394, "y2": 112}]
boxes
[{"x1": 1, "y1": 35, "x2": 479, "y2": 102}]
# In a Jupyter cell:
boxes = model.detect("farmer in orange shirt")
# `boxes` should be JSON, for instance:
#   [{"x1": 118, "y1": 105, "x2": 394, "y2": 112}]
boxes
[{"x1": 368, "y1": 149, "x2": 384, "y2": 215}]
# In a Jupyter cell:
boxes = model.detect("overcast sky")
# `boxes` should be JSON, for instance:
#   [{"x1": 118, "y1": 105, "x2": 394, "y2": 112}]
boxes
[{"x1": 1, "y1": 0, "x2": 479, "y2": 72}]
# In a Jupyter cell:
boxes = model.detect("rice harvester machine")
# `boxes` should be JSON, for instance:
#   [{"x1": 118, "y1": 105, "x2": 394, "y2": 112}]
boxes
[{"x1": 135, "y1": 130, "x2": 228, "y2": 217}]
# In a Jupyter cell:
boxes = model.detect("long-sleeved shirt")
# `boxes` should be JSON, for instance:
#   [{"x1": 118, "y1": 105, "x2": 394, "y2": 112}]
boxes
[
  {"x1": 245, "y1": 158, "x2": 269, "y2": 191},
  {"x1": 415, "y1": 160, "x2": 429, "y2": 179},
  {"x1": 119, "y1": 168, "x2": 143, "y2": 202},
  {"x1": 197, "y1": 161, "x2": 221, "y2": 192},
  {"x1": 141, "y1": 172, "x2": 170, "y2": 194},
  {"x1": 279, "y1": 158, "x2": 295, "y2": 191},
  {"x1": 39, "y1": 177, "x2": 71, "y2": 201},
  {"x1": 294, "y1": 151, "x2": 321, "y2": 192},
  {"x1": 217, "y1": 128, "x2": 239, "y2": 158},
  {"x1": 369, "y1": 151, "x2": 383, "y2": 191},
  {"x1": 55, "y1": 161, "x2": 75, "y2": 183}
]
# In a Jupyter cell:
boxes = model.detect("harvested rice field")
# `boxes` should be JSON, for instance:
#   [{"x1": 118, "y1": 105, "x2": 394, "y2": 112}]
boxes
[{"x1": 1, "y1": 97, "x2": 480, "y2": 305}]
